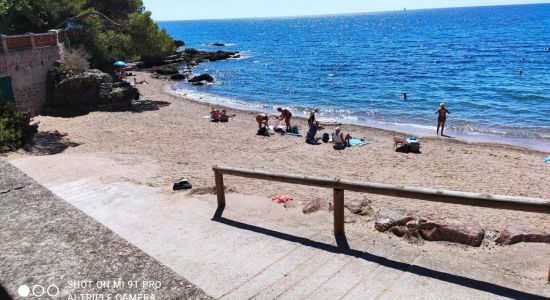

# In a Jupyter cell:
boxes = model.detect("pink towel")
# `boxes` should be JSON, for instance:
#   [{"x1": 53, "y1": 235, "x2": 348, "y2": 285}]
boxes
[{"x1": 272, "y1": 195, "x2": 293, "y2": 203}]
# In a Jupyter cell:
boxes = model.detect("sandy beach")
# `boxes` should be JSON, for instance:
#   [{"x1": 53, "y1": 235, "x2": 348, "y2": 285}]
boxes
[{"x1": 7, "y1": 71, "x2": 549, "y2": 231}]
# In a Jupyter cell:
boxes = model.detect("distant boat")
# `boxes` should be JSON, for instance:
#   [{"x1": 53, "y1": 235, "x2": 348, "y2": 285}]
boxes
[{"x1": 404, "y1": 7, "x2": 407, "y2": 11}]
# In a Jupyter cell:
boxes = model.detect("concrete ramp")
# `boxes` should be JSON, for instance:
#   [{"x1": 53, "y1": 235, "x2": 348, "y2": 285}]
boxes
[{"x1": 9, "y1": 154, "x2": 550, "y2": 299}]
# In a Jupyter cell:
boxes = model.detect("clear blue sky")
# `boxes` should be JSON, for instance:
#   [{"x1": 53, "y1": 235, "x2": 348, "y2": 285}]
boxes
[{"x1": 142, "y1": 0, "x2": 549, "y2": 21}]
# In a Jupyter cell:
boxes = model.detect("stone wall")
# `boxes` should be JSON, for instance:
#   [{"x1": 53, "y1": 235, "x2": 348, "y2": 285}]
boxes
[{"x1": 0, "y1": 30, "x2": 70, "y2": 115}]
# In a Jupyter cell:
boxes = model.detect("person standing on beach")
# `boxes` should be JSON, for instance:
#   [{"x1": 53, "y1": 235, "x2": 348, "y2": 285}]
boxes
[
  {"x1": 435, "y1": 103, "x2": 451, "y2": 136},
  {"x1": 308, "y1": 108, "x2": 320, "y2": 127},
  {"x1": 277, "y1": 107, "x2": 292, "y2": 131}
]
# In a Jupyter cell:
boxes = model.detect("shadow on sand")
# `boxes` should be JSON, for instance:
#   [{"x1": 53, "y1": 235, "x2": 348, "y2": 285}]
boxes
[
  {"x1": 26, "y1": 131, "x2": 79, "y2": 155},
  {"x1": 212, "y1": 207, "x2": 547, "y2": 299},
  {"x1": 41, "y1": 99, "x2": 170, "y2": 117}
]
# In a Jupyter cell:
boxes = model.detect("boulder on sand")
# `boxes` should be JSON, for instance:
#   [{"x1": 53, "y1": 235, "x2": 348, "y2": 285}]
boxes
[
  {"x1": 303, "y1": 198, "x2": 333, "y2": 214},
  {"x1": 495, "y1": 224, "x2": 550, "y2": 245},
  {"x1": 49, "y1": 69, "x2": 113, "y2": 108},
  {"x1": 374, "y1": 207, "x2": 414, "y2": 232},
  {"x1": 408, "y1": 216, "x2": 485, "y2": 247},
  {"x1": 170, "y1": 73, "x2": 186, "y2": 81},
  {"x1": 344, "y1": 197, "x2": 372, "y2": 216}
]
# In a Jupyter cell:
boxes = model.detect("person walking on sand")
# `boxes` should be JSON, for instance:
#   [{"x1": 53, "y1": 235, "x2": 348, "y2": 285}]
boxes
[
  {"x1": 277, "y1": 107, "x2": 292, "y2": 131},
  {"x1": 256, "y1": 113, "x2": 269, "y2": 130},
  {"x1": 435, "y1": 103, "x2": 451, "y2": 136}
]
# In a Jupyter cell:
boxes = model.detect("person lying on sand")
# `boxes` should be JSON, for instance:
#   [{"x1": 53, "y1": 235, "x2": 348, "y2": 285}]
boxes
[
  {"x1": 134, "y1": 78, "x2": 149, "y2": 85},
  {"x1": 435, "y1": 103, "x2": 451, "y2": 136},
  {"x1": 256, "y1": 113, "x2": 269, "y2": 129},
  {"x1": 277, "y1": 107, "x2": 292, "y2": 131},
  {"x1": 332, "y1": 127, "x2": 351, "y2": 147}
]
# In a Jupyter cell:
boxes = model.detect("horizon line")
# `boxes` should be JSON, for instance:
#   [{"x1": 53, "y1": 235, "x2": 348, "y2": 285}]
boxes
[{"x1": 152, "y1": 2, "x2": 548, "y2": 22}]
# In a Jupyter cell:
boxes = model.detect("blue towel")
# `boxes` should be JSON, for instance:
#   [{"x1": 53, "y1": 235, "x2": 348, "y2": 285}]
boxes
[
  {"x1": 349, "y1": 138, "x2": 368, "y2": 147},
  {"x1": 545, "y1": 155, "x2": 550, "y2": 162}
]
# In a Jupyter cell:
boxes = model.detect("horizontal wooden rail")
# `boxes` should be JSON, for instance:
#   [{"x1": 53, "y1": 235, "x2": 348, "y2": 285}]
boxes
[
  {"x1": 213, "y1": 165, "x2": 550, "y2": 214},
  {"x1": 212, "y1": 165, "x2": 550, "y2": 282}
]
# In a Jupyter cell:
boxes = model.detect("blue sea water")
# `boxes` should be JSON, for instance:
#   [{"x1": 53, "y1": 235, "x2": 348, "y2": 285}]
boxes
[{"x1": 159, "y1": 4, "x2": 550, "y2": 150}]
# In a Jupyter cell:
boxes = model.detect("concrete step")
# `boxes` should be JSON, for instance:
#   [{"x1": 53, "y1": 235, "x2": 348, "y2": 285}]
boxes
[{"x1": 251, "y1": 248, "x2": 337, "y2": 299}]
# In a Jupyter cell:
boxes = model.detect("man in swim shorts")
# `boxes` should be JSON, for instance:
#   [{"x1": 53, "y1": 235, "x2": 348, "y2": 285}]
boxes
[{"x1": 435, "y1": 103, "x2": 451, "y2": 136}]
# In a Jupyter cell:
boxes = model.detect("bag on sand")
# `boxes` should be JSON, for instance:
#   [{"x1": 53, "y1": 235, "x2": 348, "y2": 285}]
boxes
[
  {"x1": 322, "y1": 133, "x2": 330, "y2": 143},
  {"x1": 258, "y1": 127, "x2": 269, "y2": 136}
]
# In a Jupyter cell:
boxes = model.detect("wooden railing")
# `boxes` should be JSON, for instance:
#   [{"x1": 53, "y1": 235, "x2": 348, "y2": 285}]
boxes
[
  {"x1": 212, "y1": 165, "x2": 550, "y2": 236},
  {"x1": 213, "y1": 165, "x2": 550, "y2": 282}
]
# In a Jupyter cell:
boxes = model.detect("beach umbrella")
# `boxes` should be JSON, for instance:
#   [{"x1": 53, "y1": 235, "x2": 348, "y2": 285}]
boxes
[{"x1": 113, "y1": 61, "x2": 127, "y2": 67}]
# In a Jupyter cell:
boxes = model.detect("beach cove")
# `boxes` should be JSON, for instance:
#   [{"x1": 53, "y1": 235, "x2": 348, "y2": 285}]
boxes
[
  {"x1": 5, "y1": 71, "x2": 550, "y2": 298},
  {"x1": 8, "y1": 71, "x2": 549, "y2": 230}
]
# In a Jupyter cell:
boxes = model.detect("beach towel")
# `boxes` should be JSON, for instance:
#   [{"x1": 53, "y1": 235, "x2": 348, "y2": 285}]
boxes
[
  {"x1": 545, "y1": 155, "x2": 550, "y2": 162},
  {"x1": 349, "y1": 138, "x2": 368, "y2": 147},
  {"x1": 272, "y1": 195, "x2": 293, "y2": 203},
  {"x1": 281, "y1": 132, "x2": 302, "y2": 137}
]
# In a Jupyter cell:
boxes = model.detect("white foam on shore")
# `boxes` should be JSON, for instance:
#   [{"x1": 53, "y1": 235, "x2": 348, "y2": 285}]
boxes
[{"x1": 169, "y1": 85, "x2": 550, "y2": 152}]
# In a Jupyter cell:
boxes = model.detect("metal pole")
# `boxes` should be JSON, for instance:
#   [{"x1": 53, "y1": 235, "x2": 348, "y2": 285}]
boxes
[
  {"x1": 333, "y1": 188, "x2": 345, "y2": 236},
  {"x1": 215, "y1": 171, "x2": 226, "y2": 207}
]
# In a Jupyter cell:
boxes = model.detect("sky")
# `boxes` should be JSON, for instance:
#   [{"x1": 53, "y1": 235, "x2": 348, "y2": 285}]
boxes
[{"x1": 142, "y1": 0, "x2": 549, "y2": 21}]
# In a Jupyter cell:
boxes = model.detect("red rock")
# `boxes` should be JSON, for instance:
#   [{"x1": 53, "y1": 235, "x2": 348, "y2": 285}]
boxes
[
  {"x1": 374, "y1": 207, "x2": 414, "y2": 232},
  {"x1": 302, "y1": 198, "x2": 333, "y2": 214},
  {"x1": 412, "y1": 216, "x2": 485, "y2": 247},
  {"x1": 495, "y1": 224, "x2": 550, "y2": 245}
]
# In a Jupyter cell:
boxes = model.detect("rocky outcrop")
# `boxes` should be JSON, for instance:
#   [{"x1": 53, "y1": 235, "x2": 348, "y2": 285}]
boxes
[
  {"x1": 495, "y1": 224, "x2": 550, "y2": 245},
  {"x1": 182, "y1": 49, "x2": 239, "y2": 66},
  {"x1": 49, "y1": 69, "x2": 113, "y2": 108},
  {"x1": 109, "y1": 81, "x2": 139, "y2": 110},
  {"x1": 170, "y1": 73, "x2": 187, "y2": 81},
  {"x1": 174, "y1": 40, "x2": 185, "y2": 48},
  {"x1": 302, "y1": 198, "x2": 333, "y2": 214},
  {"x1": 155, "y1": 67, "x2": 179, "y2": 75},
  {"x1": 188, "y1": 74, "x2": 214, "y2": 83},
  {"x1": 47, "y1": 66, "x2": 138, "y2": 111}
]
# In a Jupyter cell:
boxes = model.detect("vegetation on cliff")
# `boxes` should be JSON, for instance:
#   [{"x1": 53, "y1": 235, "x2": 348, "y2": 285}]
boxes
[{"x1": 0, "y1": 0, "x2": 174, "y2": 70}]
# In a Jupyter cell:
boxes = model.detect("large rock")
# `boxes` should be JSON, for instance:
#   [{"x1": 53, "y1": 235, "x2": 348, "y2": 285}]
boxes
[
  {"x1": 155, "y1": 67, "x2": 179, "y2": 75},
  {"x1": 49, "y1": 69, "x2": 113, "y2": 108},
  {"x1": 171, "y1": 73, "x2": 187, "y2": 81},
  {"x1": 109, "y1": 81, "x2": 139, "y2": 110},
  {"x1": 344, "y1": 197, "x2": 372, "y2": 216},
  {"x1": 188, "y1": 74, "x2": 214, "y2": 83},
  {"x1": 374, "y1": 207, "x2": 414, "y2": 232},
  {"x1": 174, "y1": 40, "x2": 185, "y2": 48},
  {"x1": 495, "y1": 224, "x2": 550, "y2": 245},
  {"x1": 302, "y1": 198, "x2": 333, "y2": 214},
  {"x1": 410, "y1": 216, "x2": 485, "y2": 247}
]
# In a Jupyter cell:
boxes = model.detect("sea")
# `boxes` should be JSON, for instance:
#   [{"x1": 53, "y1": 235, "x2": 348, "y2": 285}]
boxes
[{"x1": 159, "y1": 4, "x2": 550, "y2": 151}]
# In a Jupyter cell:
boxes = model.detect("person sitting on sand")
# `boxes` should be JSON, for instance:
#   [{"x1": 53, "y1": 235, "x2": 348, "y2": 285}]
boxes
[
  {"x1": 211, "y1": 108, "x2": 221, "y2": 122},
  {"x1": 134, "y1": 78, "x2": 149, "y2": 85},
  {"x1": 306, "y1": 121, "x2": 321, "y2": 144},
  {"x1": 308, "y1": 108, "x2": 320, "y2": 127},
  {"x1": 435, "y1": 103, "x2": 451, "y2": 136},
  {"x1": 332, "y1": 127, "x2": 351, "y2": 147},
  {"x1": 277, "y1": 107, "x2": 292, "y2": 131},
  {"x1": 256, "y1": 113, "x2": 269, "y2": 130}
]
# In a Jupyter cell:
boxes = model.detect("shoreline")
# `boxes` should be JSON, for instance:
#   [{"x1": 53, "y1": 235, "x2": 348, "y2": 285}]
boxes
[{"x1": 166, "y1": 83, "x2": 550, "y2": 155}]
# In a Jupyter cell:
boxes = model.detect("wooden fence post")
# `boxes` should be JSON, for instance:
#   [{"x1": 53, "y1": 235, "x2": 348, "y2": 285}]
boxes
[
  {"x1": 215, "y1": 171, "x2": 226, "y2": 207},
  {"x1": 333, "y1": 188, "x2": 345, "y2": 235}
]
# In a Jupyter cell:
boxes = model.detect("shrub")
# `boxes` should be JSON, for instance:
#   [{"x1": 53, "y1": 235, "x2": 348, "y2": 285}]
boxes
[{"x1": 0, "y1": 101, "x2": 37, "y2": 153}]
